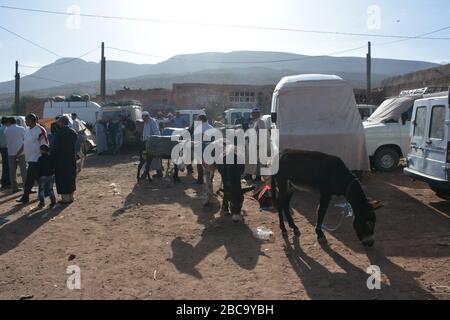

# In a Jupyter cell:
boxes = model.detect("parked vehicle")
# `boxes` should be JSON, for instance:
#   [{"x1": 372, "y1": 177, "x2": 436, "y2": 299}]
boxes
[
  {"x1": 357, "y1": 104, "x2": 378, "y2": 121},
  {"x1": 176, "y1": 109, "x2": 206, "y2": 128},
  {"x1": 97, "y1": 105, "x2": 143, "y2": 149},
  {"x1": 223, "y1": 108, "x2": 253, "y2": 126},
  {"x1": 404, "y1": 89, "x2": 450, "y2": 199},
  {"x1": 363, "y1": 87, "x2": 448, "y2": 172},
  {"x1": 43, "y1": 99, "x2": 101, "y2": 125},
  {"x1": 97, "y1": 105, "x2": 143, "y2": 123},
  {"x1": 271, "y1": 74, "x2": 369, "y2": 171}
]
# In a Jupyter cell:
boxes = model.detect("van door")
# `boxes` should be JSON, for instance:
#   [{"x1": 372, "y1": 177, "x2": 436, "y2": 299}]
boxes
[
  {"x1": 423, "y1": 102, "x2": 448, "y2": 179},
  {"x1": 409, "y1": 103, "x2": 430, "y2": 173}
]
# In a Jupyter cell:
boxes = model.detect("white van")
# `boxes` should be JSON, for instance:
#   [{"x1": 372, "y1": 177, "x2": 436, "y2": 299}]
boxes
[
  {"x1": 177, "y1": 109, "x2": 206, "y2": 128},
  {"x1": 97, "y1": 105, "x2": 143, "y2": 123},
  {"x1": 364, "y1": 87, "x2": 448, "y2": 172},
  {"x1": 404, "y1": 90, "x2": 450, "y2": 199},
  {"x1": 44, "y1": 100, "x2": 101, "y2": 124},
  {"x1": 271, "y1": 74, "x2": 369, "y2": 172}
]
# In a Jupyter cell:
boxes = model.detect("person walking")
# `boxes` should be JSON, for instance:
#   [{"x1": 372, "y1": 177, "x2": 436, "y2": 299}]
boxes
[
  {"x1": 4, "y1": 117, "x2": 27, "y2": 194},
  {"x1": 37, "y1": 144, "x2": 56, "y2": 209},
  {"x1": 17, "y1": 114, "x2": 49, "y2": 204},
  {"x1": 192, "y1": 115, "x2": 214, "y2": 185},
  {"x1": 52, "y1": 116, "x2": 78, "y2": 204},
  {"x1": 95, "y1": 120, "x2": 108, "y2": 155},
  {"x1": 0, "y1": 117, "x2": 11, "y2": 190},
  {"x1": 142, "y1": 112, "x2": 163, "y2": 178}
]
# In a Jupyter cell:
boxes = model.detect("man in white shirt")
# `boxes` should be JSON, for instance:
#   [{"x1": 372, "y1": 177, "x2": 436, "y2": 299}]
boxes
[
  {"x1": 17, "y1": 114, "x2": 49, "y2": 204},
  {"x1": 4, "y1": 117, "x2": 27, "y2": 193},
  {"x1": 193, "y1": 115, "x2": 214, "y2": 185},
  {"x1": 71, "y1": 113, "x2": 85, "y2": 133}
]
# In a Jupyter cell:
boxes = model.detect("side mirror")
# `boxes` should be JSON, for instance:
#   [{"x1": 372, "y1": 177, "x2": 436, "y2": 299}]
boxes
[{"x1": 271, "y1": 112, "x2": 277, "y2": 124}]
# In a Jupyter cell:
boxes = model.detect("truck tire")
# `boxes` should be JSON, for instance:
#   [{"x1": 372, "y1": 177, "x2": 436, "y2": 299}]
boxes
[
  {"x1": 429, "y1": 186, "x2": 450, "y2": 200},
  {"x1": 373, "y1": 147, "x2": 400, "y2": 172}
]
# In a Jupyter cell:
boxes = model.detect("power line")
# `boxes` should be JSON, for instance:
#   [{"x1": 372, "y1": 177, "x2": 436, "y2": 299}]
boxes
[
  {"x1": 0, "y1": 25, "x2": 62, "y2": 57},
  {"x1": 374, "y1": 25, "x2": 450, "y2": 47},
  {"x1": 1, "y1": 5, "x2": 450, "y2": 40}
]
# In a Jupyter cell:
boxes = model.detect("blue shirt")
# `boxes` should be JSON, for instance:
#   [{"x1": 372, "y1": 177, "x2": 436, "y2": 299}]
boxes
[{"x1": 173, "y1": 117, "x2": 187, "y2": 129}]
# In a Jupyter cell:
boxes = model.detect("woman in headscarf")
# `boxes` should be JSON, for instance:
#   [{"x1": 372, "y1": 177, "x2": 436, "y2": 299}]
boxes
[{"x1": 52, "y1": 116, "x2": 78, "y2": 204}]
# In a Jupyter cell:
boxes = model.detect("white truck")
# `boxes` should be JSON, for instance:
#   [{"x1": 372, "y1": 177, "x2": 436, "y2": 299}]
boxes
[
  {"x1": 44, "y1": 100, "x2": 101, "y2": 124},
  {"x1": 362, "y1": 88, "x2": 448, "y2": 172},
  {"x1": 404, "y1": 89, "x2": 450, "y2": 199}
]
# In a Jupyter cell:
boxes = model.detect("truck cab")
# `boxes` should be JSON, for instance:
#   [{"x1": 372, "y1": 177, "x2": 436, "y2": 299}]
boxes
[
  {"x1": 404, "y1": 90, "x2": 450, "y2": 199},
  {"x1": 362, "y1": 88, "x2": 446, "y2": 172}
]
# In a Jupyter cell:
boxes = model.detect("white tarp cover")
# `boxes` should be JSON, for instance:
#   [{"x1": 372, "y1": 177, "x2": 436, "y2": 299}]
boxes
[
  {"x1": 366, "y1": 96, "x2": 416, "y2": 124},
  {"x1": 273, "y1": 74, "x2": 370, "y2": 171}
]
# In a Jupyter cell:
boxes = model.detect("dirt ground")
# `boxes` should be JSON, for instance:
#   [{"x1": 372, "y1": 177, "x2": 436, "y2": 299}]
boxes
[{"x1": 0, "y1": 153, "x2": 449, "y2": 300}]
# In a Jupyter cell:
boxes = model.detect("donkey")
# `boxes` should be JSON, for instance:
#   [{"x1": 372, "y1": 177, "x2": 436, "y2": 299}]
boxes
[{"x1": 272, "y1": 150, "x2": 376, "y2": 247}]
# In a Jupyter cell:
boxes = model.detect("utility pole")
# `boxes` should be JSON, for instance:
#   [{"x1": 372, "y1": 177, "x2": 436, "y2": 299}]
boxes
[
  {"x1": 101, "y1": 42, "x2": 106, "y2": 103},
  {"x1": 14, "y1": 61, "x2": 20, "y2": 116},
  {"x1": 366, "y1": 41, "x2": 372, "y2": 104}
]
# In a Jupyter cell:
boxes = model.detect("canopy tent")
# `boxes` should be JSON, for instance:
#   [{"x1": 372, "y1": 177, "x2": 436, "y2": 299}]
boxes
[
  {"x1": 366, "y1": 96, "x2": 416, "y2": 124},
  {"x1": 272, "y1": 74, "x2": 370, "y2": 171}
]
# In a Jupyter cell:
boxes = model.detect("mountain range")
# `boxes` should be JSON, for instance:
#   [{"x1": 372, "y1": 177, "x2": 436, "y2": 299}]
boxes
[{"x1": 0, "y1": 51, "x2": 440, "y2": 109}]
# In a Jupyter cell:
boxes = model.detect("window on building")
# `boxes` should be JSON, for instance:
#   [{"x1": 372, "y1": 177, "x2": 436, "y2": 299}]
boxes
[{"x1": 229, "y1": 91, "x2": 256, "y2": 104}]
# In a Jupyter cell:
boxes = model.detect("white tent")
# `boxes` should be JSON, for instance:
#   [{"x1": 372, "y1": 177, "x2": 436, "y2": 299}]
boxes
[{"x1": 272, "y1": 74, "x2": 370, "y2": 171}]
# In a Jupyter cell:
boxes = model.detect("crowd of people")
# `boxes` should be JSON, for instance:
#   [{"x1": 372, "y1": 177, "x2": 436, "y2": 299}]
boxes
[
  {"x1": 0, "y1": 114, "x2": 78, "y2": 208},
  {"x1": 0, "y1": 107, "x2": 264, "y2": 210}
]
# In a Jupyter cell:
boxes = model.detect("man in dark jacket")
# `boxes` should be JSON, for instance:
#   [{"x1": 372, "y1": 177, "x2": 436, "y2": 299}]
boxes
[{"x1": 52, "y1": 116, "x2": 78, "y2": 204}]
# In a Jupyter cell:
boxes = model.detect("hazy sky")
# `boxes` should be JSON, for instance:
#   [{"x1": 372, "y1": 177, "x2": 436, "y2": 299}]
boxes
[{"x1": 0, "y1": 0, "x2": 449, "y2": 82}]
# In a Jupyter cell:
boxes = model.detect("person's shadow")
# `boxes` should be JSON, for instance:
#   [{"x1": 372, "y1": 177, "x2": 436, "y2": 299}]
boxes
[
  {"x1": 283, "y1": 236, "x2": 436, "y2": 300},
  {"x1": 169, "y1": 197, "x2": 266, "y2": 279},
  {"x1": 0, "y1": 205, "x2": 67, "y2": 256}
]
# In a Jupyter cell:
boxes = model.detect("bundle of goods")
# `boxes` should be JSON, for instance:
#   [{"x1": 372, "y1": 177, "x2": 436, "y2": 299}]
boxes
[{"x1": 52, "y1": 96, "x2": 66, "y2": 102}]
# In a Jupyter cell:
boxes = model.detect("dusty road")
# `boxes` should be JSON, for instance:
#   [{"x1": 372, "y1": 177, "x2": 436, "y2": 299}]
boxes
[{"x1": 0, "y1": 154, "x2": 449, "y2": 300}]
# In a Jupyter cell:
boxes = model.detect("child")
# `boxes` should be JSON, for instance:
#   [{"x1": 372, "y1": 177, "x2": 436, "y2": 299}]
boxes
[{"x1": 37, "y1": 145, "x2": 56, "y2": 208}]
